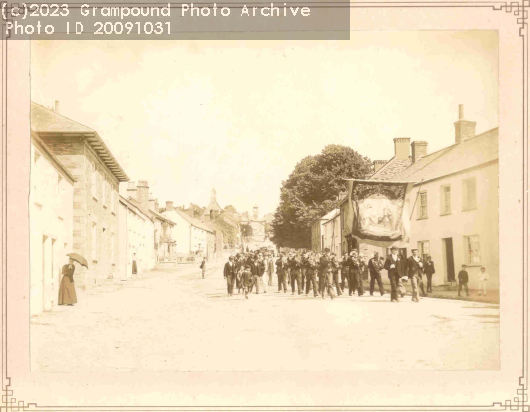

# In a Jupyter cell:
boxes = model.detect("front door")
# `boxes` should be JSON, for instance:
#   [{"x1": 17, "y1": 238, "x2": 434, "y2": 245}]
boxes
[{"x1": 443, "y1": 238, "x2": 455, "y2": 282}]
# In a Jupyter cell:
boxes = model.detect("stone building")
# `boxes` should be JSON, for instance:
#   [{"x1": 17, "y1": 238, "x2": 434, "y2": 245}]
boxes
[
  {"x1": 31, "y1": 102, "x2": 129, "y2": 288},
  {"x1": 30, "y1": 131, "x2": 75, "y2": 315}
]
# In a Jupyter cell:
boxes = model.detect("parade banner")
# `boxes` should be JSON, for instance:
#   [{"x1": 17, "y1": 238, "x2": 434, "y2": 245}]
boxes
[{"x1": 346, "y1": 179, "x2": 415, "y2": 248}]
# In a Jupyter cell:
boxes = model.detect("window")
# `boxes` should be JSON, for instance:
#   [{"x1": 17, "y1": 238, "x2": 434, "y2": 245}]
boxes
[
  {"x1": 418, "y1": 191, "x2": 428, "y2": 219},
  {"x1": 417, "y1": 241, "x2": 430, "y2": 261},
  {"x1": 91, "y1": 223, "x2": 98, "y2": 262},
  {"x1": 111, "y1": 187, "x2": 115, "y2": 213},
  {"x1": 441, "y1": 185, "x2": 451, "y2": 215},
  {"x1": 462, "y1": 177, "x2": 477, "y2": 211},
  {"x1": 464, "y1": 235, "x2": 481, "y2": 265},
  {"x1": 340, "y1": 208, "x2": 345, "y2": 231}
]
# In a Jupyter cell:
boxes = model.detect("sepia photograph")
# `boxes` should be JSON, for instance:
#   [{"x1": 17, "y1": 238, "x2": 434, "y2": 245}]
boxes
[{"x1": 28, "y1": 32, "x2": 500, "y2": 375}]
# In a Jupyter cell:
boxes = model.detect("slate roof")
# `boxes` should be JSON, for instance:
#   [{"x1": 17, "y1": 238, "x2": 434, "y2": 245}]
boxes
[
  {"x1": 369, "y1": 156, "x2": 413, "y2": 181},
  {"x1": 175, "y1": 209, "x2": 215, "y2": 233},
  {"x1": 394, "y1": 128, "x2": 498, "y2": 183},
  {"x1": 31, "y1": 102, "x2": 129, "y2": 182}
]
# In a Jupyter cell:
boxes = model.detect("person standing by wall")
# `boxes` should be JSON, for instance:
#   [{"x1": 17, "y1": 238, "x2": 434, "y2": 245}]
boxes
[{"x1": 478, "y1": 266, "x2": 489, "y2": 296}]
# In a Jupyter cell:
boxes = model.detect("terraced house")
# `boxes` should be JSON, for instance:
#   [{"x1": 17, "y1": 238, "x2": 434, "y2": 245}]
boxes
[{"x1": 31, "y1": 101, "x2": 129, "y2": 288}]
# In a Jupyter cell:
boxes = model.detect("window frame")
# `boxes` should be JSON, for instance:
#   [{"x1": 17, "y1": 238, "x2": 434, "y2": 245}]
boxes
[
  {"x1": 417, "y1": 191, "x2": 428, "y2": 220},
  {"x1": 417, "y1": 240, "x2": 430, "y2": 261},
  {"x1": 464, "y1": 234, "x2": 481, "y2": 265}
]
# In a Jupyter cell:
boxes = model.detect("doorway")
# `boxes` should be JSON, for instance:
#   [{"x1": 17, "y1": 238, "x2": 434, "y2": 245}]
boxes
[{"x1": 443, "y1": 237, "x2": 455, "y2": 282}]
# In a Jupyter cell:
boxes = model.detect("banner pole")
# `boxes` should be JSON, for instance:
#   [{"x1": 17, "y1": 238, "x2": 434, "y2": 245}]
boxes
[{"x1": 409, "y1": 179, "x2": 425, "y2": 220}]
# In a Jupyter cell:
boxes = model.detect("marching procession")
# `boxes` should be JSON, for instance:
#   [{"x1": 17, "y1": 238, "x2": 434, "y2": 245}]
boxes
[{"x1": 222, "y1": 245, "x2": 432, "y2": 302}]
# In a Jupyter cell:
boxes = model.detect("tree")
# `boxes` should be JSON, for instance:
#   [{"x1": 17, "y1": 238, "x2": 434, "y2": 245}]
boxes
[
  {"x1": 271, "y1": 144, "x2": 372, "y2": 249},
  {"x1": 224, "y1": 205, "x2": 237, "y2": 213},
  {"x1": 241, "y1": 224, "x2": 253, "y2": 241}
]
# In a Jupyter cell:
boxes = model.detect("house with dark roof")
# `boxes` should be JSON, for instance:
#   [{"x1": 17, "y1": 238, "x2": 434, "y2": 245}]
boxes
[
  {"x1": 31, "y1": 101, "x2": 129, "y2": 287},
  {"x1": 361, "y1": 105, "x2": 499, "y2": 290}
]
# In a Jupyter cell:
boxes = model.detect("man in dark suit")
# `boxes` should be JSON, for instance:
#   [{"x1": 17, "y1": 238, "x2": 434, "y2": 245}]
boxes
[
  {"x1": 384, "y1": 246, "x2": 404, "y2": 302},
  {"x1": 406, "y1": 249, "x2": 424, "y2": 302},
  {"x1": 424, "y1": 256, "x2": 435, "y2": 293},
  {"x1": 319, "y1": 248, "x2": 336, "y2": 299},
  {"x1": 368, "y1": 251, "x2": 385, "y2": 296},
  {"x1": 223, "y1": 256, "x2": 237, "y2": 296}
]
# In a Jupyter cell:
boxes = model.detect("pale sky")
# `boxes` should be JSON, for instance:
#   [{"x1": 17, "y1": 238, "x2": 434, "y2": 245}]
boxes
[{"x1": 31, "y1": 31, "x2": 498, "y2": 217}]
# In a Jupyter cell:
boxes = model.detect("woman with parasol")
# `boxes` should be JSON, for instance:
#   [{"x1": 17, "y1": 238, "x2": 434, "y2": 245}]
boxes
[{"x1": 58, "y1": 253, "x2": 87, "y2": 306}]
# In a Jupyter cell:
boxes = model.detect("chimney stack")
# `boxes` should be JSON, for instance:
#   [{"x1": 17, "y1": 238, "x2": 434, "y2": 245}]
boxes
[
  {"x1": 54, "y1": 100, "x2": 60, "y2": 114},
  {"x1": 148, "y1": 193, "x2": 156, "y2": 211},
  {"x1": 126, "y1": 181, "x2": 137, "y2": 200},
  {"x1": 393, "y1": 138, "x2": 411, "y2": 160},
  {"x1": 454, "y1": 104, "x2": 476, "y2": 144},
  {"x1": 166, "y1": 201, "x2": 174, "y2": 212},
  {"x1": 373, "y1": 160, "x2": 387, "y2": 172},
  {"x1": 137, "y1": 181, "x2": 149, "y2": 211},
  {"x1": 411, "y1": 141, "x2": 428, "y2": 163}
]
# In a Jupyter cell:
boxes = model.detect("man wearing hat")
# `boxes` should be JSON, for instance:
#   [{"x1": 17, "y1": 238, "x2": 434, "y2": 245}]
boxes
[
  {"x1": 347, "y1": 250, "x2": 364, "y2": 296},
  {"x1": 223, "y1": 256, "x2": 237, "y2": 297},
  {"x1": 319, "y1": 248, "x2": 336, "y2": 299},
  {"x1": 384, "y1": 246, "x2": 404, "y2": 302},
  {"x1": 368, "y1": 251, "x2": 385, "y2": 296},
  {"x1": 406, "y1": 249, "x2": 424, "y2": 302},
  {"x1": 275, "y1": 253, "x2": 287, "y2": 293},
  {"x1": 424, "y1": 255, "x2": 435, "y2": 293}
]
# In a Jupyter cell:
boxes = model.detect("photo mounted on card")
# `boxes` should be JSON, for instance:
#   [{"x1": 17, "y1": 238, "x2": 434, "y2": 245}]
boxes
[{"x1": 2, "y1": 0, "x2": 526, "y2": 409}]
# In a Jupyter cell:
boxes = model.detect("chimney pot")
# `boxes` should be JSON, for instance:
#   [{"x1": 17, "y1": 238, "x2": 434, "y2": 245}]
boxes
[
  {"x1": 166, "y1": 201, "x2": 174, "y2": 212},
  {"x1": 459, "y1": 104, "x2": 464, "y2": 120},
  {"x1": 54, "y1": 100, "x2": 60, "y2": 114},
  {"x1": 393, "y1": 137, "x2": 411, "y2": 161}
]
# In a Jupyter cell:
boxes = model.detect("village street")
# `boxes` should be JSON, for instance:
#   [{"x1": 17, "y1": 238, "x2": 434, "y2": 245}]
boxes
[{"x1": 31, "y1": 258, "x2": 500, "y2": 372}]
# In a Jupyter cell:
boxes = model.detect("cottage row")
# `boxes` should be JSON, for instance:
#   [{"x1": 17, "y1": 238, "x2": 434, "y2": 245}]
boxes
[
  {"x1": 30, "y1": 101, "x2": 242, "y2": 316},
  {"x1": 311, "y1": 105, "x2": 499, "y2": 291}
]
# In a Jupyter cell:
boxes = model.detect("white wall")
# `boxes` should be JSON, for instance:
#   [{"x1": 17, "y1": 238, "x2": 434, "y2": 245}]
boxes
[
  {"x1": 409, "y1": 162, "x2": 499, "y2": 289},
  {"x1": 30, "y1": 142, "x2": 74, "y2": 316}
]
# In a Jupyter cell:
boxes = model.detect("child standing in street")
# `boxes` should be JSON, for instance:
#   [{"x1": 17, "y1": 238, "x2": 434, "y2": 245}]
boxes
[
  {"x1": 479, "y1": 266, "x2": 489, "y2": 296},
  {"x1": 457, "y1": 264, "x2": 469, "y2": 297}
]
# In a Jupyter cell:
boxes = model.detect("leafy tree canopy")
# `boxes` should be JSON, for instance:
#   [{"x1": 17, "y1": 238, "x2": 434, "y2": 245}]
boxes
[
  {"x1": 271, "y1": 144, "x2": 372, "y2": 249},
  {"x1": 224, "y1": 205, "x2": 237, "y2": 213}
]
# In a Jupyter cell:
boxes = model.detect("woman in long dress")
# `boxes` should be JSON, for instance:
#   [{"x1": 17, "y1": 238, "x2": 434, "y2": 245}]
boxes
[{"x1": 58, "y1": 258, "x2": 78, "y2": 306}]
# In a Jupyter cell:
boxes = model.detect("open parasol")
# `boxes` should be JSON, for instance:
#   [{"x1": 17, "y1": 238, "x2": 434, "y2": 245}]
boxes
[{"x1": 67, "y1": 253, "x2": 89, "y2": 268}]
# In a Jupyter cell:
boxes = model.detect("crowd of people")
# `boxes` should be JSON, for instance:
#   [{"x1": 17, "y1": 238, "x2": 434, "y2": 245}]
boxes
[{"x1": 222, "y1": 246, "x2": 445, "y2": 302}]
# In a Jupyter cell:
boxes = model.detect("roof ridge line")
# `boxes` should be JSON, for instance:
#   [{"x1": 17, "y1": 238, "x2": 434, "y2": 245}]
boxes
[{"x1": 31, "y1": 101, "x2": 96, "y2": 132}]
